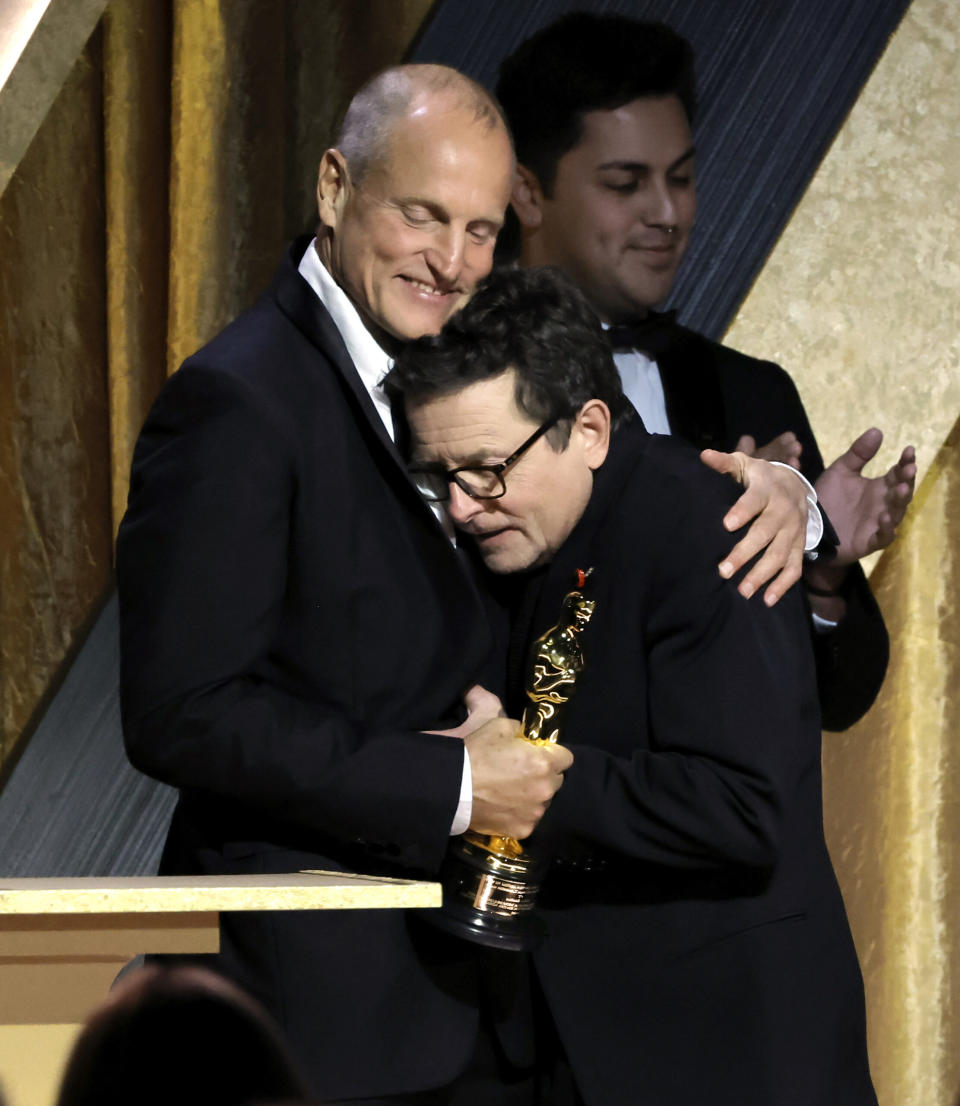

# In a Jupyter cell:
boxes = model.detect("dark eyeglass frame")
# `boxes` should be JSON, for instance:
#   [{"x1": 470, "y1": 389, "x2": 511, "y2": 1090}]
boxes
[{"x1": 410, "y1": 417, "x2": 559, "y2": 502}]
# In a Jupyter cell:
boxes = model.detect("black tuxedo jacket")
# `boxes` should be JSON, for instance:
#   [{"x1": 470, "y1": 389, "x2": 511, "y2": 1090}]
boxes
[
  {"x1": 523, "y1": 418, "x2": 876, "y2": 1106},
  {"x1": 653, "y1": 321, "x2": 889, "y2": 731},
  {"x1": 117, "y1": 240, "x2": 506, "y2": 1098}
]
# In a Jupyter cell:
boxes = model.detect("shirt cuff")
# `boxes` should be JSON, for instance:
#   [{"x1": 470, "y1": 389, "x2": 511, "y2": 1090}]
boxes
[
  {"x1": 449, "y1": 746, "x2": 472, "y2": 835},
  {"x1": 769, "y1": 461, "x2": 823, "y2": 553}
]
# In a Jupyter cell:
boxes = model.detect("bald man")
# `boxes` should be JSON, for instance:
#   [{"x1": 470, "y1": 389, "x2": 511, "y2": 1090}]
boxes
[{"x1": 118, "y1": 66, "x2": 572, "y2": 1102}]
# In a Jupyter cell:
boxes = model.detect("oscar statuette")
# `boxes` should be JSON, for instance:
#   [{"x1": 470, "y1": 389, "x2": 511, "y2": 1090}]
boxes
[{"x1": 430, "y1": 571, "x2": 595, "y2": 950}]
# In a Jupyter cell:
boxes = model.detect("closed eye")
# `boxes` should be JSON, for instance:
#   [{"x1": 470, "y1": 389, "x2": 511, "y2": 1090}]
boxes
[
  {"x1": 468, "y1": 223, "x2": 497, "y2": 244},
  {"x1": 401, "y1": 205, "x2": 437, "y2": 227},
  {"x1": 605, "y1": 180, "x2": 639, "y2": 194},
  {"x1": 600, "y1": 169, "x2": 645, "y2": 194}
]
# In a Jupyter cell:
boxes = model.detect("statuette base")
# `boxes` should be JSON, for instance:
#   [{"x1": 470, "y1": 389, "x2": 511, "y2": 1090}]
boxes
[{"x1": 428, "y1": 836, "x2": 547, "y2": 951}]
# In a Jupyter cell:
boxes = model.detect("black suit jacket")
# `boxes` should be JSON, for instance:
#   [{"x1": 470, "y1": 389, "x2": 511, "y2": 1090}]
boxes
[
  {"x1": 117, "y1": 240, "x2": 505, "y2": 1098},
  {"x1": 522, "y1": 418, "x2": 876, "y2": 1106},
  {"x1": 653, "y1": 322, "x2": 889, "y2": 730}
]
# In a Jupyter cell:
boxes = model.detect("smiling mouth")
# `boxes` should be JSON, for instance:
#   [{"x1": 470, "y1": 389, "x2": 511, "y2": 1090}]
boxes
[
  {"x1": 401, "y1": 276, "x2": 459, "y2": 298},
  {"x1": 629, "y1": 243, "x2": 681, "y2": 271},
  {"x1": 633, "y1": 240, "x2": 677, "y2": 253}
]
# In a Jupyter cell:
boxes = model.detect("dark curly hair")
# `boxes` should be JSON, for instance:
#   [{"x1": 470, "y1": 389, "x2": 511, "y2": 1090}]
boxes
[{"x1": 388, "y1": 265, "x2": 631, "y2": 446}]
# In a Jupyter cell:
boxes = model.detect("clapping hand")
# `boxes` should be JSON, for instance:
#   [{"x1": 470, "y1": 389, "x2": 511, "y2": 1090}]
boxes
[{"x1": 813, "y1": 428, "x2": 915, "y2": 566}]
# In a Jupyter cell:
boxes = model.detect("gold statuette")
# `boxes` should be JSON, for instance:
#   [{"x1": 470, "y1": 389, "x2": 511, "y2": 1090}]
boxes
[{"x1": 430, "y1": 574, "x2": 596, "y2": 950}]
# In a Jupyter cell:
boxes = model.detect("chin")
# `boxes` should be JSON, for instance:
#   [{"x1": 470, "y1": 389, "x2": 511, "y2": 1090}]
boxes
[
  {"x1": 612, "y1": 273, "x2": 677, "y2": 314},
  {"x1": 393, "y1": 291, "x2": 466, "y2": 338},
  {"x1": 640, "y1": 274, "x2": 680, "y2": 308},
  {"x1": 482, "y1": 550, "x2": 538, "y2": 576}
]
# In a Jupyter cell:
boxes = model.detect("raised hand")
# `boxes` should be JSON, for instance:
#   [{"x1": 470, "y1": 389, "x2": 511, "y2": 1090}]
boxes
[
  {"x1": 734, "y1": 431, "x2": 803, "y2": 470},
  {"x1": 814, "y1": 428, "x2": 916, "y2": 566}
]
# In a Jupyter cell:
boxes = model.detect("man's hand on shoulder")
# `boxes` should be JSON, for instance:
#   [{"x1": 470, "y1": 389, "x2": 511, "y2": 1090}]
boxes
[
  {"x1": 465, "y1": 722, "x2": 573, "y2": 840},
  {"x1": 700, "y1": 449, "x2": 809, "y2": 607}
]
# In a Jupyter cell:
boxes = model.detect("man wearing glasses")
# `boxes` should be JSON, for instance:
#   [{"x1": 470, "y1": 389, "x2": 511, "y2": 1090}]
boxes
[{"x1": 391, "y1": 265, "x2": 877, "y2": 1106}]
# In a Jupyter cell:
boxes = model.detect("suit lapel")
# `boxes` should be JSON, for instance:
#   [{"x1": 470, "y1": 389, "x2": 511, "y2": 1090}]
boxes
[
  {"x1": 270, "y1": 240, "x2": 456, "y2": 539},
  {"x1": 272, "y1": 241, "x2": 401, "y2": 455}
]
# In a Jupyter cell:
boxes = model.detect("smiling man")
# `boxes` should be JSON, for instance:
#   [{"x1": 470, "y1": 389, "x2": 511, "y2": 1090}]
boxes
[
  {"x1": 515, "y1": 91, "x2": 695, "y2": 324},
  {"x1": 315, "y1": 81, "x2": 506, "y2": 344},
  {"x1": 391, "y1": 265, "x2": 878, "y2": 1106},
  {"x1": 116, "y1": 65, "x2": 574, "y2": 1103}
]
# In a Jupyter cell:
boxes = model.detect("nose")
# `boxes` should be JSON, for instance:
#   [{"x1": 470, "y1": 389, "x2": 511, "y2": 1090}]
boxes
[
  {"x1": 447, "y1": 481, "x2": 483, "y2": 526},
  {"x1": 424, "y1": 225, "x2": 465, "y2": 285},
  {"x1": 644, "y1": 177, "x2": 678, "y2": 230}
]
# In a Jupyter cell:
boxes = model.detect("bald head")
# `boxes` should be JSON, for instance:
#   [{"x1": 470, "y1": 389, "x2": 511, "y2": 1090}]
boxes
[
  {"x1": 336, "y1": 64, "x2": 510, "y2": 186},
  {"x1": 316, "y1": 64, "x2": 514, "y2": 345}
]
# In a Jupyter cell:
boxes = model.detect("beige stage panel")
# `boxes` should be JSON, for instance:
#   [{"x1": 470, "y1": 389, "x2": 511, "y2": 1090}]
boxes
[
  {"x1": 0, "y1": 872, "x2": 440, "y2": 1106},
  {"x1": 0, "y1": 870, "x2": 441, "y2": 913}
]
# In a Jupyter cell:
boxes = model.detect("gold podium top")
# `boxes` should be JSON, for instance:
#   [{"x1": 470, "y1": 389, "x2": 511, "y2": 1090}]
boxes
[{"x1": 0, "y1": 871, "x2": 441, "y2": 914}]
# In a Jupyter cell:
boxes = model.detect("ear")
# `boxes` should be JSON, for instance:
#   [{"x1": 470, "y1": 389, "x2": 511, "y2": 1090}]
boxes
[
  {"x1": 574, "y1": 400, "x2": 611, "y2": 471},
  {"x1": 510, "y1": 163, "x2": 545, "y2": 229},
  {"x1": 317, "y1": 148, "x2": 350, "y2": 229}
]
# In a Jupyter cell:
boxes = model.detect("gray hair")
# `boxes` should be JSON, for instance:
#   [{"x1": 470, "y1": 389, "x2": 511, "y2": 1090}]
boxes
[{"x1": 336, "y1": 64, "x2": 510, "y2": 184}]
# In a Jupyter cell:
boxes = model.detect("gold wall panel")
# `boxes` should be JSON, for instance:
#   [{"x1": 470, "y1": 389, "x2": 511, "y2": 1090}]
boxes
[
  {"x1": 726, "y1": 2, "x2": 960, "y2": 1103},
  {"x1": 726, "y1": 0, "x2": 960, "y2": 529}
]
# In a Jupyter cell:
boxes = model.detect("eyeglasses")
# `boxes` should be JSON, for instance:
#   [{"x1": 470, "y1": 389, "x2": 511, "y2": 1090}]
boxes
[{"x1": 409, "y1": 418, "x2": 558, "y2": 502}]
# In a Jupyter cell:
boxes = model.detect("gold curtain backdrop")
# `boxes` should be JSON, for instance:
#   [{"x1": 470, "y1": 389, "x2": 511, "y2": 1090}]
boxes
[
  {"x1": 103, "y1": 0, "x2": 171, "y2": 536},
  {"x1": 0, "y1": 25, "x2": 111, "y2": 767},
  {"x1": 0, "y1": 0, "x2": 432, "y2": 769},
  {"x1": 1, "y1": 3, "x2": 959, "y2": 1105}
]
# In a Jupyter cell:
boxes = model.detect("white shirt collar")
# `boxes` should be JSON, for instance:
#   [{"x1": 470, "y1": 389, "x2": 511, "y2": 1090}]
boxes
[
  {"x1": 297, "y1": 238, "x2": 395, "y2": 440},
  {"x1": 296, "y1": 238, "x2": 456, "y2": 540}
]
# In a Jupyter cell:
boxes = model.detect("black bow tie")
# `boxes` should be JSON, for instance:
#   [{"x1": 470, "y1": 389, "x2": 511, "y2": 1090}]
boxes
[{"x1": 605, "y1": 310, "x2": 679, "y2": 357}]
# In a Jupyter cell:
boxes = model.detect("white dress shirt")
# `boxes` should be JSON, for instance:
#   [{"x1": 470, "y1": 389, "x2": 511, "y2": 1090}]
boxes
[
  {"x1": 298, "y1": 240, "x2": 395, "y2": 438},
  {"x1": 614, "y1": 348, "x2": 672, "y2": 435}
]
